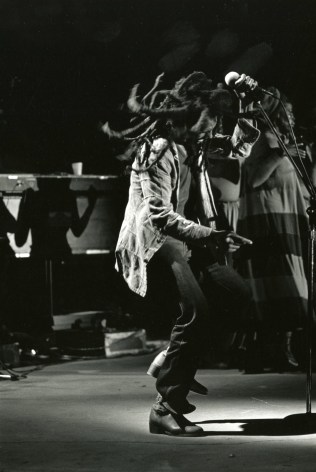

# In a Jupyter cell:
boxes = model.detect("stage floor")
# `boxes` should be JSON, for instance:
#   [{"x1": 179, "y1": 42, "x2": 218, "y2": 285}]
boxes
[{"x1": 1, "y1": 351, "x2": 316, "y2": 471}]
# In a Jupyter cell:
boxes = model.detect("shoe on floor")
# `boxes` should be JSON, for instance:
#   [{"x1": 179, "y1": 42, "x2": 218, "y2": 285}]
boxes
[{"x1": 149, "y1": 404, "x2": 204, "y2": 437}]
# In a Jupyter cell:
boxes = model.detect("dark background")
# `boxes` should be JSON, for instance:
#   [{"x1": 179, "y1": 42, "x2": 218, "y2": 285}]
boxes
[{"x1": 0, "y1": 0, "x2": 316, "y2": 175}]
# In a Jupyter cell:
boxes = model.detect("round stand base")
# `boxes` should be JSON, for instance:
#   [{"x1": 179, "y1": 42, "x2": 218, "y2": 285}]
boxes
[{"x1": 283, "y1": 413, "x2": 316, "y2": 434}]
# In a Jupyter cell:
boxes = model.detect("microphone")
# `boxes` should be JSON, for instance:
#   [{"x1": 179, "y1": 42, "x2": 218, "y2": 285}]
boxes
[{"x1": 224, "y1": 72, "x2": 278, "y2": 99}]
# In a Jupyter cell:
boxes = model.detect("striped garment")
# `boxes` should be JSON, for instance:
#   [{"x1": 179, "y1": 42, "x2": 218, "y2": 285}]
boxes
[{"x1": 236, "y1": 130, "x2": 309, "y2": 330}]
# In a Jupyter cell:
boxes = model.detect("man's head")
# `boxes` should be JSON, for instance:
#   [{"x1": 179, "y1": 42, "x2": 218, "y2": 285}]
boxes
[
  {"x1": 102, "y1": 71, "x2": 233, "y2": 144},
  {"x1": 128, "y1": 71, "x2": 233, "y2": 138}
]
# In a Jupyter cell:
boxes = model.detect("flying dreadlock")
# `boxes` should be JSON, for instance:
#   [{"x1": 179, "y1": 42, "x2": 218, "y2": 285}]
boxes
[{"x1": 101, "y1": 71, "x2": 233, "y2": 167}]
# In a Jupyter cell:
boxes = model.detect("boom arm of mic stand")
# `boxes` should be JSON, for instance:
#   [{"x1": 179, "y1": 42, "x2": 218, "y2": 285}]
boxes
[{"x1": 256, "y1": 103, "x2": 315, "y2": 415}]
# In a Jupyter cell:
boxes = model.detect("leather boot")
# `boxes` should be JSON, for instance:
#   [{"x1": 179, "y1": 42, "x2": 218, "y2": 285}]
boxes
[
  {"x1": 155, "y1": 393, "x2": 196, "y2": 415},
  {"x1": 149, "y1": 402, "x2": 204, "y2": 436}
]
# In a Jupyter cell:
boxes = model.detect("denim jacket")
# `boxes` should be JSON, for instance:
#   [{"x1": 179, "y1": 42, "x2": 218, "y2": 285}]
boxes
[{"x1": 115, "y1": 119, "x2": 259, "y2": 297}]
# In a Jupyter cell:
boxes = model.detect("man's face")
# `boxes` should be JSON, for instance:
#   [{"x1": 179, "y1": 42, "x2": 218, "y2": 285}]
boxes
[
  {"x1": 169, "y1": 108, "x2": 218, "y2": 143},
  {"x1": 169, "y1": 122, "x2": 189, "y2": 144},
  {"x1": 190, "y1": 109, "x2": 218, "y2": 136}
]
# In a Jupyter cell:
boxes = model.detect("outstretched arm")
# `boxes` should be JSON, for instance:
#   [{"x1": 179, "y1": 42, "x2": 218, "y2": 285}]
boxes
[{"x1": 140, "y1": 140, "x2": 252, "y2": 251}]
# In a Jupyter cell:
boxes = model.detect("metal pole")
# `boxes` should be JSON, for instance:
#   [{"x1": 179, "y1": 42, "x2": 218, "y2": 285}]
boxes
[{"x1": 306, "y1": 204, "x2": 316, "y2": 414}]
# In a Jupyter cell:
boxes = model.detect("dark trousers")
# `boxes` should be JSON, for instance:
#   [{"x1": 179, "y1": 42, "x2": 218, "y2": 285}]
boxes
[
  {"x1": 146, "y1": 238, "x2": 252, "y2": 410},
  {"x1": 202, "y1": 262, "x2": 253, "y2": 332}
]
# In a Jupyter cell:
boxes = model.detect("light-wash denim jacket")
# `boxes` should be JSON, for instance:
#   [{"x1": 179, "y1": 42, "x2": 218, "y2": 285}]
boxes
[{"x1": 115, "y1": 119, "x2": 260, "y2": 297}]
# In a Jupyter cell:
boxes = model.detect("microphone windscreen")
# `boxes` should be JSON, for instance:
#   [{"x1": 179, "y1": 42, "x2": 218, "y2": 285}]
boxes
[{"x1": 224, "y1": 71, "x2": 240, "y2": 87}]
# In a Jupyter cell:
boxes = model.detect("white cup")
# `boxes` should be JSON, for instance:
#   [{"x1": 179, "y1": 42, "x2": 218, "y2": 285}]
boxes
[{"x1": 72, "y1": 162, "x2": 83, "y2": 176}]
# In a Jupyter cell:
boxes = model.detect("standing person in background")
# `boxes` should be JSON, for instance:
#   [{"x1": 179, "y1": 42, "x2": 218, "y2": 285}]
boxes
[
  {"x1": 205, "y1": 83, "x2": 246, "y2": 236},
  {"x1": 203, "y1": 90, "x2": 257, "y2": 368},
  {"x1": 102, "y1": 71, "x2": 259, "y2": 436},
  {"x1": 236, "y1": 87, "x2": 309, "y2": 372}
]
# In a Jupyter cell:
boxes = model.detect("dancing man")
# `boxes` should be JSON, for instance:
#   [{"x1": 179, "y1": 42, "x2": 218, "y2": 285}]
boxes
[{"x1": 102, "y1": 71, "x2": 259, "y2": 436}]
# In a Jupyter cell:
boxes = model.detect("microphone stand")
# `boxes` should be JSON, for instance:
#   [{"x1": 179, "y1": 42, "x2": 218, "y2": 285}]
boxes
[{"x1": 257, "y1": 102, "x2": 316, "y2": 431}]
